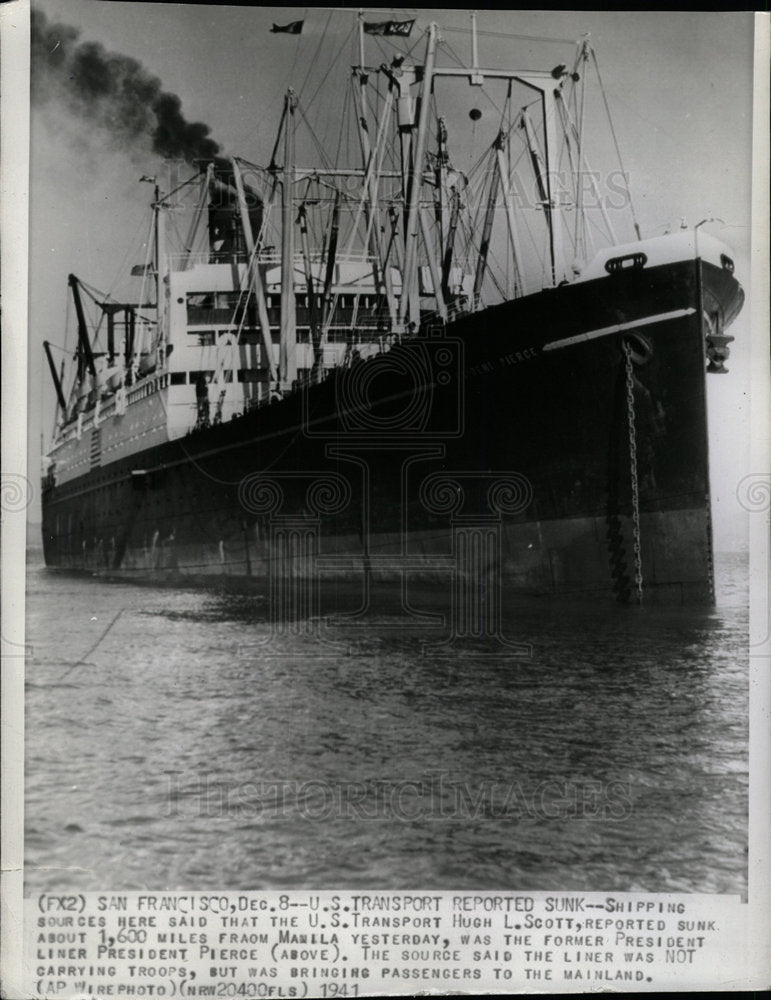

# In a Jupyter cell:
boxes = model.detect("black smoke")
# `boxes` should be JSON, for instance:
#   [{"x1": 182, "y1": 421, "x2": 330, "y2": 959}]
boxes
[{"x1": 31, "y1": 8, "x2": 225, "y2": 168}]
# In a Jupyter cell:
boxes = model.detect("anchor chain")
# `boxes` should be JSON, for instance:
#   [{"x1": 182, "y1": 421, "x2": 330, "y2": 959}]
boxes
[{"x1": 623, "y1": 340, "x2": 644, "y2": 603}]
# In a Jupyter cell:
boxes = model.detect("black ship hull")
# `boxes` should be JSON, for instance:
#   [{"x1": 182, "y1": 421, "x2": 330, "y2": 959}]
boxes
[{"x1": 41, "y1": 257, "x2": 741, "y2": 605}]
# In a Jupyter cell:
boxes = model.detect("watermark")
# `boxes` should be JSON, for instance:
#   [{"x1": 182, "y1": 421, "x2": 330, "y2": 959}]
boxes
[
  {"x1": 235, "y1": 468, "x2": 534, "y2": 657},
  {"x1": 736, "y1": 472, "x2": 771, "y2": 516},
  {"x1": 1, "y1": 473, "x2": 34, "y2": 512},
  {"x1": 302, "y1": 326, "x2": 464, "y2": 441},
  {"x1": 159, "y1": 158, "x2": 632, "y2": 214},
  {"x1": 457, "y1": 167, "x2": 633, "y2": 214},
  {"x1": 735, "y1": 473, "x2": 771, "y2": 653},
  {"x1": 419, "y1": 471, "x2": 533, "y2": 658},
  {"x1": 164, "y1": 771, "x2": 633, "y2": 822},
  {"x1": 237, "y1": 470, "x2": 353, "y2": 653},
  {"x1": 239, "y1": 317, "x2": 535, "y2": 655}
]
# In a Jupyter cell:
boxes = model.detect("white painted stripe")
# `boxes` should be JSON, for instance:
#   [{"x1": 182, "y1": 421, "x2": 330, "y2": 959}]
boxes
[{"x1": 542, "y1": 307, "x2": 697, "y2": 352}]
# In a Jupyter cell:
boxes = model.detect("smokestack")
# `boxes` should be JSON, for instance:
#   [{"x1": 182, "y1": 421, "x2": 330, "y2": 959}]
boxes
[{"x1": 207, "y1": 166, "x2": 263, "y2": 261}]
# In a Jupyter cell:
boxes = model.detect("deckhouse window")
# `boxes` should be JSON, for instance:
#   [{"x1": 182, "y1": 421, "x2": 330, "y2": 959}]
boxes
[
  {"x1": 237, "y1": 369, "x2": 265, "y2": 383},
  {"x1": 186, "y1": 292, "x2": 245, "y2": 326}
]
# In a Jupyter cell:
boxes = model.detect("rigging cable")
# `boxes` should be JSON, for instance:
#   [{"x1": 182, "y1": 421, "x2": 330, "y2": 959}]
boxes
[
  {"x1": 101, "y1": 210, "x2": 148, "y2": 307},
  {"x1": 297, "y1": 8, "x2": 332, "y2": 106},
  {"x1": 591, "y1": 47, "x2": 641, "y2": 241},
  {"x1": 442, "y1": 25, "x2": 577, "y2": 46},
  {"x1": 304, "y1": 21, "x2": 358, "y2": 116},
  {"x1": 297, "y1": 102, "x2": 336, "y2": 173}
]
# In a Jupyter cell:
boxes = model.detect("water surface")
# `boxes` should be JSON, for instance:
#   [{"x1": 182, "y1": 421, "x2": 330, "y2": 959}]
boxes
[{"x1": 24, "y1": 552, "x2": 748, "y2": 895}]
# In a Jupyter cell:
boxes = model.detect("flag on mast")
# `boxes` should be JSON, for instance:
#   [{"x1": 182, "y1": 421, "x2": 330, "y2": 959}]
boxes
[
  {"x1": 363, "y1": 19, "x2": 415, "y2": 37},
  {"x1": 271, "y1": 19, "x2": 303, "y2": 34}
]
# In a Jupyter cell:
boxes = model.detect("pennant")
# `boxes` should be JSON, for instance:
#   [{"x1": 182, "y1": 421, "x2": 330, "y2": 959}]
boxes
[
  {"x1": 363, "y1": 19, "x2": 414, "y2": 37},
  {"x1": 270, "y1": 20, "x2": 303, "y2": 35}
]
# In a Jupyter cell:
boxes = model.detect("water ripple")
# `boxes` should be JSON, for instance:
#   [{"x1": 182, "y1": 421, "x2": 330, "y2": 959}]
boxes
[{"x1": 24, "y1": 553, "x2": 748, "y2": 894}]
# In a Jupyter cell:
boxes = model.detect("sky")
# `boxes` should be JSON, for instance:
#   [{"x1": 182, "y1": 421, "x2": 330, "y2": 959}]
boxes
[{"x1": 25, "y1": 3, "x2": 760, "y2": 548}]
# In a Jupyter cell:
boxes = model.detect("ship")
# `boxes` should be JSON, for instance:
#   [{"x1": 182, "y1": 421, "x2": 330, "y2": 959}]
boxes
[{"x1": 40, "y1": 14, "x2": 744, "y2": 611}]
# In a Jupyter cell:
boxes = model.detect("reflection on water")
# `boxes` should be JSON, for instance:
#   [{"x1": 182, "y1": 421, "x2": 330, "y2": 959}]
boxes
[{"x1": 25, "y1": 552, "x2": 748, "y2": 894}]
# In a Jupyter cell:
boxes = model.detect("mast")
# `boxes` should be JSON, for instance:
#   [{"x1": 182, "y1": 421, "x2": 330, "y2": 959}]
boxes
[
  {"x1": 387, "y1": 204, "x2": 404, "y2": 274},
  {"x1": 435, "y1": 116, "x2": 449, "y2": 256},
  {"x1": 440, "y1": 187, "x2": 460, "y2": 303},
  {"x1": 494, "y1": 132, "x2": 527, "y2": 298},
  {"x1": 540, "y1": 89, "x2": 563, "y2": 285},
  {"x1": 472, "y1": 149, "x2": 501, "y2": 308},
  {"x1": 43, "y1": 341, "x2": 67, "y2": 414},
  {"x1": 68, "y1": 274, "x2": 96, "y2": 382},
  {"x1": 298, "y1": 198, "x2": 326, "y2": 382},
  {"x1": 469, "y1": 10, "x2": 483, "y2": 85},
  {"x1": 574, "y1": 40, "x2": 589, "y2": 260},
  {"x1": 419, "y1": 207, "x2": 446, "y2": 320},
  {"x1": 393, "y1": 64, "x2": 416, "y2": 222},
  {"x1": 124, "y1": 308, "x2": 135, "y2": 383},
  {"x1": 521, "y1": 104, "x2": 563, "y2": 286},
  {"x1": 106, "y1": 310, "x2": 115, "y2": 366},
  {"x1": 353, "y1": 47, "x2": 397, "y2": 328},
  {"x1": 183, "y1": 163, "x2": 214, "y2": 269},
  {"x1": 320, "y1": 193, "x2": 340, "y2": 339},
  {"x1": 298, "y1": 203, "x2": 317, "y2": 333},
  {"x1": 153, "y1": 181, "x2": 167, "y2": 363},
  {"x1": 398, "y1": 22, "x2": 438, "y2": 330},
  {"x1": 279, "y1": 89, "x2": 298, "y2": 388},
  {"x1": 231, "y1": 156, "x2": 277, "y2": 383},
  {"x1": 133, "y1": 176, "x2": 158, "y2": 374}
]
